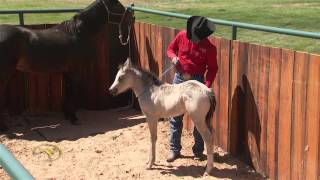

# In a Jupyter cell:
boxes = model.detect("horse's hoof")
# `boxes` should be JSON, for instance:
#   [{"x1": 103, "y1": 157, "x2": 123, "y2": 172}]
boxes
[
  {"x1": 0, "y1": 125, "x2": 8, "y2": 132},
  {"x1": 69, "y1": 117, "x2": 80, "y2": 125},
  {"x1": 70, "y1": 120, "x2": 80, "y2": 125}
]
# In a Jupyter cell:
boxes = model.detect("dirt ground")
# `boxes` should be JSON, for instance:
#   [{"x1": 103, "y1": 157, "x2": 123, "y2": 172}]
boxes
[{"x1": 0, "y1": 108, "x2": 265, "y2": 180}]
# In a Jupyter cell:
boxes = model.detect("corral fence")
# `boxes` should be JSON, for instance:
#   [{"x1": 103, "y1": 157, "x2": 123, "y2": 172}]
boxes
[{"x1": 1, "y1": 6, "x2": 320, "y2": 180}]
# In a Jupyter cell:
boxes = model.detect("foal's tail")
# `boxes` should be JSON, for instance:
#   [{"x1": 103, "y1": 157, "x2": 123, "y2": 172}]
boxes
[{"x1": 205, "y1": 90, "x2": 216, "y2": 132}]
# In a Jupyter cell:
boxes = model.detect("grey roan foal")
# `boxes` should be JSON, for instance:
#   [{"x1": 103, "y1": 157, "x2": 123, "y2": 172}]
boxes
[{"x1": 109, "y1": 58, "x2": 216, "y2": 174}]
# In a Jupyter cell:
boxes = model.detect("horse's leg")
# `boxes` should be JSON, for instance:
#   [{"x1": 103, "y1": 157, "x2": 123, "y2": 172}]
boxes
[
  {"x1": 0, "y1": 83, "x2": 8, "y2": 132},
  {"x1": 146, "y1": 116, "x2": 158, "y2": 169},
  {"x1": 192, "y1": 116, "x2": 214, "y2": 175},
  {"x1": 63, "y1": 74, "x2": 80, "y2": 125},
  {"x1": 0, "y1": 70, "x2": 15, "y2": 132}
]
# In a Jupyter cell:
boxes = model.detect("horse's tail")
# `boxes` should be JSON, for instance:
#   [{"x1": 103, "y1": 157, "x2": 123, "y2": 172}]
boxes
[{"x1": 205, "y1": 90, "x2": 216, "y2": 132}]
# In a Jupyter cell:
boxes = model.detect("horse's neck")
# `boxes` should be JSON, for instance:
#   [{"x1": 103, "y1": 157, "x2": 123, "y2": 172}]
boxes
[{"x1": 74, "y1": 1, "x2": 108, "y2": 36}]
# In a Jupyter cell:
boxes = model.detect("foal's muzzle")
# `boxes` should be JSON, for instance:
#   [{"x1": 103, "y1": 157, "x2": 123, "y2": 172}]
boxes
[{"x1": 109, "y1": 88, "x2": 118, "y2": 96}]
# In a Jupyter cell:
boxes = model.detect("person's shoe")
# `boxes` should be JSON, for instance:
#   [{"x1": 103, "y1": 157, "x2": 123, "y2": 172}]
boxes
[
  {"x1": 166, "y1": 152, "x2": 181, "y2": 162},
  {"x1": 193, "y1": 153, "x2": 206, "y2": 161}
]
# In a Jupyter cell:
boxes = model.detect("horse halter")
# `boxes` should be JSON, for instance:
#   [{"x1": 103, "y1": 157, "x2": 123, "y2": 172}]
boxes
[{"x1": 100, "y1": 0, "x2": 134, "y2": 46}]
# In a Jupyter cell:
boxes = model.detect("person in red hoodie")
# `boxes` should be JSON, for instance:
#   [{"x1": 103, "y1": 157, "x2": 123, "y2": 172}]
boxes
[{"x1": 166, "y1": 16, "x2": 218, "y2": 162}]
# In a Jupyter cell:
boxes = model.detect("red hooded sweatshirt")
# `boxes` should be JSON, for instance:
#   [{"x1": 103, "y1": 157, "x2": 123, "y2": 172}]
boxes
[{"x1": 167, "y1": 31, "x2": 218, "y2": 87}]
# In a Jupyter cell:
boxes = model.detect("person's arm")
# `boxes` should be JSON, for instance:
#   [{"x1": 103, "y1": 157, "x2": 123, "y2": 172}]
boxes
[
  {"x1": 167, "y1": 32, "x2": 182, "y2": 64},
  {"x1": 205, "y1": 45, "x2": 218, "y2": 88}
]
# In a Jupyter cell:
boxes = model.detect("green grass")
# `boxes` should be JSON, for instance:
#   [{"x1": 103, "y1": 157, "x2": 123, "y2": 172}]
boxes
[{"x1": 0, "y1": 0, "x2": 319, "y2": 53}]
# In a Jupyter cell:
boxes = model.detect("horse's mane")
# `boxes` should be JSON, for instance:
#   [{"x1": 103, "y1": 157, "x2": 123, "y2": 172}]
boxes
[
  {"x1": 54, "y1": 0, "x2": 106, "y2": 36},
  {"x1": 133, "y1": 66, "x2": 163, "y2": 86}
]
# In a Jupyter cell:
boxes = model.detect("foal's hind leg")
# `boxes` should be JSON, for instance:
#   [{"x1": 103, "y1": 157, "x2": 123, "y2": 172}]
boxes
[
  {"x1": 146, "y1": 116, "x2": 158, "y2": 169},
  {"x1": 192, "y1": 117, "x2": 214, "y2": 175}
]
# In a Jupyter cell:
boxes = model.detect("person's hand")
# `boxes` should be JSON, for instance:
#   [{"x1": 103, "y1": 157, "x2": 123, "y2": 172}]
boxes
[{"x1": 172, "y1": 57, "x2": 179, "y2": 65}]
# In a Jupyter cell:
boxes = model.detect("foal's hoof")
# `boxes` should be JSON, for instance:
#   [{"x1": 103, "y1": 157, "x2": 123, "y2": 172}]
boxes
[
  {"x1": 204, "y1": 167, "x2": 214, "y2": 176},
  {"x1": 146, "y1": 162, "x2": 153, "y2": 170},
  {"x1": 146, "y1": 165, "x2": 152, "y2": 170}
]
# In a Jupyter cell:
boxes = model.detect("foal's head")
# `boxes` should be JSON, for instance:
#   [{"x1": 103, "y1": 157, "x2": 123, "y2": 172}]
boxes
[{"x1": 109, "y1": 58, "x2": 135, "y2": 96}]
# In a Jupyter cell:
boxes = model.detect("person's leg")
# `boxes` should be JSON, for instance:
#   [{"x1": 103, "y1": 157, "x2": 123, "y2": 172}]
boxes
[
  {"x1": 168, "y1": 115, "x2": 183, "y2": 154},
  {"x1": 167, "y1": 73, "x2": 184, "y2": 162}
]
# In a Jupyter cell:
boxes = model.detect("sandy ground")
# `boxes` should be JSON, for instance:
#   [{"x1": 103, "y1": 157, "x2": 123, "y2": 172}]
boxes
[{"x1": 0, "y1": 108, "x2": 264, "y2": 180}]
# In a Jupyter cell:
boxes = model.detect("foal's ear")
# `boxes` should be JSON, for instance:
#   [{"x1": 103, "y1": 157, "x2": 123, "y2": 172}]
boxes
[{"x1": 124, "y1": 57, "x2": 132, "y2": 68}]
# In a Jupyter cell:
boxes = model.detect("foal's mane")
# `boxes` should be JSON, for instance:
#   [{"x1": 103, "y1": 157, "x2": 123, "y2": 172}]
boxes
[{"x1": 133, "y1": 66, "x2": 163, "y2": 86}]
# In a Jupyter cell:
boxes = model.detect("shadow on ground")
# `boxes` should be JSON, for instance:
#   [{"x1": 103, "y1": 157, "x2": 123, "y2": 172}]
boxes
[
  {"x1": 1, "y1": 108, "x2": 145, "y2": 142},
  {"x1": 158, "y1": 153, "x2": 265, "y2": 179}
]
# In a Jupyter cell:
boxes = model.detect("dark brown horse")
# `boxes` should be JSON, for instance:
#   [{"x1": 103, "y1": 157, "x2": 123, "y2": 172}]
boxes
[{"x1": 0, "y1": 0, "x2": 133, "y2": 131}]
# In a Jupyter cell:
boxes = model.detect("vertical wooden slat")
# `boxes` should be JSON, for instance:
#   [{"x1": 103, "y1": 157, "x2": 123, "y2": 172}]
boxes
[
  {"x1": 278, "y1": 49, "x2": 294, "y2": 180},
  {"x1": 305, "y1": 54, "x2": 320, "y2": 180},
  {"x1": 6, "y1": 71, "x2": 25, "y2": 114},
  {"x1": 291, "y1": 52, "x2": 309, "y2": 180},
  {"x1": 267, "y1": 48, "x2": 282, "y2": 180},
  {"x1": 219, "y1": 38, "x2": 230, "y2": 151},
  {"x1": 134, "y1": 22, "x2": 141, "y2": 64},
  {"x1": 139, "y1": 22, "x2": 146, "y2": 69},
  {"x1": 230, "y1": 41, "x2": 249, "y2": 157},
  {"x1": 50, "y1": 73, "x2": 63, "y2": 111},
  {"x1": 155, "y1": 25, "x2": 163, "y2": 79},
  {"x1": 230, "y1": 41, "x2": 240, "y2": 155},
  {"x1": 27, "y1": 74, "x2": 37, "y2": 114},
  {"x1": 37, "y1": 74, "x2": 50, "y2": 114},
  {"x1": 210, "y1": 37, "x2": 221, "y2": 146},
  {"x1": 259, "y1": 45, "x2": 270, "y2": 176},
  {"x1": 246, "y1": 44, "x2": 263, "y2": 175}
]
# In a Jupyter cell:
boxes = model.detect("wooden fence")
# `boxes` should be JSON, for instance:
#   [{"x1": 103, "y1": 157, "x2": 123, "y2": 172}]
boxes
[
  {"x1": 2, "y1": 21, "x2": 319, "y2": 180},
  {"x1": 132, "y1": 21, "x2": 320, "y2": 180}
]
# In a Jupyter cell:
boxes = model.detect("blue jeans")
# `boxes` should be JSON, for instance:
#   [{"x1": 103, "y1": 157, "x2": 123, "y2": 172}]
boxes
[{"x1": 169, "y1": 72, "x2": 204, "y2": 155}]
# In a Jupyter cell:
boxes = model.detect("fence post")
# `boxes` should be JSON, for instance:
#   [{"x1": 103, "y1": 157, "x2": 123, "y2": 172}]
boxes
[
  {"x1": 0, "y1": 144, "x2": 34, "y2": 180},
  {"x1": 232, "y1": 25, "x2": 237, "y2": 40},
  {"x1": 18, "y1": 12, "x2": 24, "y2": 26}
]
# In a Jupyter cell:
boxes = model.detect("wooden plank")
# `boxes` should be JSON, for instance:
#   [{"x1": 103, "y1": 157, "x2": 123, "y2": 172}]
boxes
[
  {"x1": 155, "y1": 24, "x2": 163, "y2": 80},
  {"x1": 133, "y1": 22, "x2": 141, "y2": 64},
  {"x1": 267, "y1": 47, "x2": 282, "y2": 180},
  {"x1": 27, "y1": 74, "x2": 37, "y2": 114},
  {"x1": 291, "y1": 52, "x2": 309, "y2": 180},
  {"x1": 258, "y1": 45, "x2": 270, "y2": 176},
  {"x1": 50, "y1": 73, "x2": 63, "y2": 111},
  {"x1": 97, "y1": 27, "x2": 109, "y2": 109},
  {"x1": 230, "y1": 41, "x2": 249, "y2": 156},
  {"x1": 246, "y1": 44, "x2": 263, "y2": 175},
  {"x1": 139, "y1": 22, "x2": 147, "y2": 69},
  {"x1": 278, "y1": 49, "x2": 294, "y2": 180},
  {"x1": 305, "y1": 54, "x2": 320, "y2": 180},
  {"x1": 219, "y1": 38, "x2": 230, "y2": 151},
  {"x1": 230, "y1": 41, "x2": 240, "y2": 155},
  {"x1": 6, "y1": 71, "x2": 25, "y2": 114},
  {"x1": 37, "y1": 74, "x2": 50, "y2": 114},
  {"x1": 210, "y1": 37, "x2": 221, "y2": 146}
]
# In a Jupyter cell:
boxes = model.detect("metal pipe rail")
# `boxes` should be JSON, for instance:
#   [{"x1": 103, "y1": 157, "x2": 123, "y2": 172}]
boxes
[
  {"x1": 128, "y1": 6, "x2": 320, "y2": 40},
  {"x1": 0, "y1": 144, "x2": 34, "y2": 180},
  {"x1": 0, "y1": 9, "x2": 81, "y2": 26}
]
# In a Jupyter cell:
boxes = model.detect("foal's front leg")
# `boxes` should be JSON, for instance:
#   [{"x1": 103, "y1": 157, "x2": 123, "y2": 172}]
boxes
[{"x1": 146, "y1": 116, "x2": 158, "y2": 169}]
